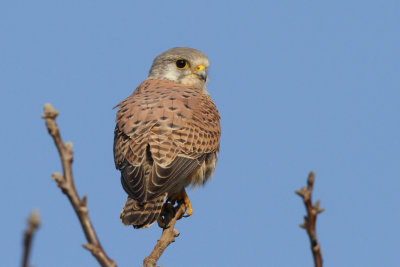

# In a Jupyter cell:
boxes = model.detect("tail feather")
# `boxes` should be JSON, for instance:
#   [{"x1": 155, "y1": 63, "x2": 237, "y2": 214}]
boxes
[{"x1": 120, "y1": 194, "x2": 167, "y2": 229}]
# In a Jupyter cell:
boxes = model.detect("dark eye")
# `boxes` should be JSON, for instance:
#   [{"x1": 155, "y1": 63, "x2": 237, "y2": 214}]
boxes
[{"x1": 175, "y1": 59, "x2": 189, "y2": 69}]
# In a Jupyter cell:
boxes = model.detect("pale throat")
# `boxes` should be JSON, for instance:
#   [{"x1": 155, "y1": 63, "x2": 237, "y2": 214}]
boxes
[{"x1": 157, "y1": 70, "x2": 207, "y2": 89}]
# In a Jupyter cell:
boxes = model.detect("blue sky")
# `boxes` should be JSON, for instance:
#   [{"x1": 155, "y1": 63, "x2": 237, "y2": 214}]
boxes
[{"x1": 1, "y1": 1, "x2": 399, "y2": 266}]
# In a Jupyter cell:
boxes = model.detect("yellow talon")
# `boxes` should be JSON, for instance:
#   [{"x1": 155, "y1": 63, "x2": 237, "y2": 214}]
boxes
[
  {"x1": 168, "y1": 189, "x2": 193, "y2": 217},
  {"x1": 183, "y1": 192, "x2": 193, "y2": 216}
]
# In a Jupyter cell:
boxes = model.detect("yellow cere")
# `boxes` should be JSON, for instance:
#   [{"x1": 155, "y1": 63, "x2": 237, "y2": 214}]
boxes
[{"x1": 194, "y1": 65, "x2": 205, "y2": 72}]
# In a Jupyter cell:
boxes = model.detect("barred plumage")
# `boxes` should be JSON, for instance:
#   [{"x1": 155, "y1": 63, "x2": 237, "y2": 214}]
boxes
[{"x1": 114, "y1": 48, "x2": 220, "y2": 228}]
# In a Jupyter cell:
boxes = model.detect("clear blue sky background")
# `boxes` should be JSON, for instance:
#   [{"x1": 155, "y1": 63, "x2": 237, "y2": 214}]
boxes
[{"x1": 1, "y1": 1, "x2": 399, "y2": 266}]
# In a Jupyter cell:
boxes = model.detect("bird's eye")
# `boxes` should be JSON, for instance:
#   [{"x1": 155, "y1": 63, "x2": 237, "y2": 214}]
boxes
[{"x1": 175, "y1": 59, "x2": 189, "y2": 69}]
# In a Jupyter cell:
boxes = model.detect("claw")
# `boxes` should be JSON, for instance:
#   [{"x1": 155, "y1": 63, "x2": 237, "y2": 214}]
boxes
[
  {"x1": 168, "y1": 189, "x2": 193, "y2": 217},
  {"x1": 183, "y1": 192, "x2": 193, "y2": 216}
]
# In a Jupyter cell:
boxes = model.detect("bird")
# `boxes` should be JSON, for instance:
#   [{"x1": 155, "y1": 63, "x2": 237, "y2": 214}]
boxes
[{"x1": 113, "y1": 47, "x2": 221, "y2": 229}]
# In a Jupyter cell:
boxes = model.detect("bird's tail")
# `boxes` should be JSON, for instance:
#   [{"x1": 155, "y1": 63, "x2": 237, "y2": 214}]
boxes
[{"x1": 120, "y1": 194, "x2": 167, "y2": 229}]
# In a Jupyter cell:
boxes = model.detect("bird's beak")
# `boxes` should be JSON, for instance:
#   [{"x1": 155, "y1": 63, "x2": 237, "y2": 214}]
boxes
[{"x1": 193, "y1": 65, "x2": 207, "y2": 81}]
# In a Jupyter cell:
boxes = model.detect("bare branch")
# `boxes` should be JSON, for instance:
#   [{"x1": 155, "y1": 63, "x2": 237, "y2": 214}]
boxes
[
  {"x1": 22, "y1": 210, "x2": 41, "y2": 267},
  {"x1": 42, "y1": 103, "x2": 116, "y2": 267},
  {"x1": 295, "y1": 171, "x2": 324, "y2": 267},
  {"x1": 143, "y1": 203, "x2": 187, "y2": 267}
]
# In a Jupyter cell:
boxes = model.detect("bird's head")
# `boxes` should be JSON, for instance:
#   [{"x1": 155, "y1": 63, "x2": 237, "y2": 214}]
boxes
[{"x1": 148, "y1": 47, "x2": 210, "y2": 89}]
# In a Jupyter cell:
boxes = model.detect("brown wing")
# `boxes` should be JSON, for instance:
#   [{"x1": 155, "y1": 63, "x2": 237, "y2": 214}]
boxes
[{"x1": 114, "y1": 79, "x2": 220, "y2": 203}]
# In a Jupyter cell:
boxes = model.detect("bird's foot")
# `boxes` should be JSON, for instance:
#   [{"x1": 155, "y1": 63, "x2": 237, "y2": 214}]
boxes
[
  {"x1": 157, "y1": 202, "x2": 174, "y2": 229},
  {"x1": 168, "y1": 189, "x2": 193, "y2": 218}
]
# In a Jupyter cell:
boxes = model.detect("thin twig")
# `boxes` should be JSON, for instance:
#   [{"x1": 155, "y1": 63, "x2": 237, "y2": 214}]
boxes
[
  {"x1": 22, "y1": 210, "x2": 41, "y2": 267},
  {"x1": 143, "y1": 203, "x2": 187, "y2": 267},
  {"x1": 42, "y1": 103, "x2": 116, "y2": 267},
  {"x1": 295, "y1": 172, "x2": 324, "y2": 267}
]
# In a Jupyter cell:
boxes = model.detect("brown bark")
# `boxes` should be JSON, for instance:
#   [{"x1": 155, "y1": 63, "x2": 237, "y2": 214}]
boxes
[
  {"x1": 42, "y1": 103, "x2": 116, "y2": 267},
  {"x1": 295, "y1": 172, "x2": 324, "y2": 267},
  {"x1": 22, "y1": 210, "x2": 41, "y2": 267},
  {"x1": 143, "y1": 203, "x2": 187, "y2": 267}
]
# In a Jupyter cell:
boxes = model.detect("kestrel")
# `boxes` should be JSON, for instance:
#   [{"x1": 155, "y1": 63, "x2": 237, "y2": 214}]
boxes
[{"x1": 114, "y1": 47, "x2": 221, "y2": 228}]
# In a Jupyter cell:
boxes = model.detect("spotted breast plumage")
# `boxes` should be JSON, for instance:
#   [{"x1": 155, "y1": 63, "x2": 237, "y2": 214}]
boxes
[{"x1": 114, "y1": 47, "x2": 220, "y2": 228}]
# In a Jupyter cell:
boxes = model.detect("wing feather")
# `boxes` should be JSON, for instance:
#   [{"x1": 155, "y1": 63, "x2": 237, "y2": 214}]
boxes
[{"x1": 113, "y1": 79, "x2": 220, "y2": 202}]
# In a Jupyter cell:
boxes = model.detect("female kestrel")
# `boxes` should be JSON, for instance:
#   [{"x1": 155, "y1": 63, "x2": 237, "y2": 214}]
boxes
[{"x1": 114, "y1": 47, "x2": 221, "y2": 228}]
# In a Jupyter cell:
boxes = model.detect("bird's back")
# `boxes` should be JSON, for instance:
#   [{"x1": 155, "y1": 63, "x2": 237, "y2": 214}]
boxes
[{"x1": 114, "y1": 79, "x2": 220, "y2": 202}]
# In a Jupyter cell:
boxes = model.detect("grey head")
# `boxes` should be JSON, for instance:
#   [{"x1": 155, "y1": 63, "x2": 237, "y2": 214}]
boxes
[{"x1": 148, "y1": 47, "x2": 210, "y2": 89}]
